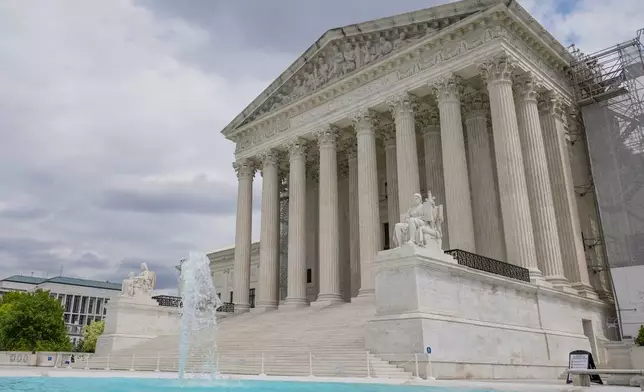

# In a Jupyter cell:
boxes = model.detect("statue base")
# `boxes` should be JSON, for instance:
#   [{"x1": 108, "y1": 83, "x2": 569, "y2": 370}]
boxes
[
  {"x1": 365, "y1": 245, "x2": 613, "y2": 379},
  {"x1": 95, "y1": 295, "x2": 180, "y2": 356}
]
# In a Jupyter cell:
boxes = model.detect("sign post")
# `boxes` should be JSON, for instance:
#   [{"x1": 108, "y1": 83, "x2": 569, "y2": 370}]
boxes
[{"x1": 566, "y1": 350, "x2": 603, "y2": 384}]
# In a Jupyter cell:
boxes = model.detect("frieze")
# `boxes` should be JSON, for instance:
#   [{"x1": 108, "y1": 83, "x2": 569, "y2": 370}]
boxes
[{"x1": 235, "y1": 118, "x2": 290, "y2": 154}]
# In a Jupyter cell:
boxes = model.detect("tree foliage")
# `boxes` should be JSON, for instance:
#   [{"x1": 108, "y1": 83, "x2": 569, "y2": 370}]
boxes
[
  {"x1": 81, "y1": 320, "x2": 104, "y2": 353},
  {"x1": 0, "y1": 290, "x2": 72, "y2": 352},
  {"x1": 636, "y1": 325, "x2": 644, "y2": 347}
]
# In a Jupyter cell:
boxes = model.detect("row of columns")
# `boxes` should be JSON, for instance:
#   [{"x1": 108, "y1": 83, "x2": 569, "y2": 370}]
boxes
[{"x1": 232, "y1": 53, "x2": 597, "y2": 312}]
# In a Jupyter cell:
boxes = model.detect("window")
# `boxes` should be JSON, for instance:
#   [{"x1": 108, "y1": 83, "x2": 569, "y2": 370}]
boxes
[
  {"x1": 229, "y1": 291, "x2": 233, "y2": 303},
  {"x1": 65, "y1": 295, "x2": 72, "y2": 311},
  {"x1": 81, "y1": 296, "x2": 88, "y2": 313},
  {"x1": 72, "y1": 295, "x2": 80, "y2": 313},
  {"x1": 88, "y1": 297, "x2": 95, "y2": 314},
  {"x1": 96, "y1": 298, "x2": 103, "y2": 314},
  {"x1": 249, "y1": 288, "x2": 255, "y2": 308},
  {"x1": 307, "y1": 268, "x2": 312, "y2": 283},
  {"x1": 217, "y1": 293, "x2": 221, "y2": 300},
  {"x1": 383, "y1": 222, "x2": 390, "y2": 250}
]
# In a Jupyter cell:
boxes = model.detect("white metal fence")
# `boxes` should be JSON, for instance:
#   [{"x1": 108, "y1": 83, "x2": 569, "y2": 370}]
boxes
[{"x1": 38, "y1": 351, "x2": 432, "y2": 379}]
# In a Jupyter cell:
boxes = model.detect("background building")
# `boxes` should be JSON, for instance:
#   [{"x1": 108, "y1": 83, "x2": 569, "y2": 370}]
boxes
[{"x1": 0, "y1": 275, "x2": 122, "y2": 345}]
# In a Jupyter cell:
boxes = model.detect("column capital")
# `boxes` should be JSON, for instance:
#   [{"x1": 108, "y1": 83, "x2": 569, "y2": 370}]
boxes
[
  {"x1": 285, "y1": 137, "x2": 308, "y2": 160},
  {"x1": 462, "y1": 91, "x2": 489, "y2": 120},
  {"x1": 417, "y1": 106, "x2": 440, "y2": 135},
  {"x1": 478, "y1": 54, "x2": 517, "y2": 85},
  {"x1": 537, "y1": 91, "x2": 566, "y2": 120},
  {"x1": 377, "y1": 121, "x2": 396, "y2": 148},
  {"x1": 342, "y1": 138, "x2": 358, "y2": 160},
  {"x1": 315, "y1": 126, "x2": 338, "y2": 148},
  {"x1": 387, "y1": 92, "x2": 418, "y2": 119},
  {"x1": 307, "y1": 161, "x2": 319, "y2": 183},
  {"x1": 350, "y1": 109, "x2": 377, "y2": 136},
  {"x1": 431, "y1": 74, "x2": 464, "y2": 103},
  {"x1": 338, "y1": 159, "x2": 349, "y2": 180},
  {"x1": 233, "y1": 159, "x2": 256, "y2": 180},
  {"x1": 513, "y1": 74, "x2": 543, "y2": 103}
]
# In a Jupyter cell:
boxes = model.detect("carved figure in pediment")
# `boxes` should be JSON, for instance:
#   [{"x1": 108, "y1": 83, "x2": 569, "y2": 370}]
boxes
[
  {"x1": 393, "y1": 32, "x2": 407, "y2": 50},
  {"x1": 316, "y1": 57, "x2": 329, "y2": 87},
  {"x1": 362, "y1": 41, "x2": 374, "y2": 65},
  {"x1": 377, "y1": 36, "x2": 393, "y2": 57},
  {"x1": 304, "y1": 66, "x2": 316, "y2": 90},
  {"x1": 342, "y1": 43, "x2": 356, "y2": 74},
  {"x1": 331, "y1": 44, "x2": 345, "y2": 78},
  {"x1": 293, "y1": 77, "x2": 306, "y2": 99}
]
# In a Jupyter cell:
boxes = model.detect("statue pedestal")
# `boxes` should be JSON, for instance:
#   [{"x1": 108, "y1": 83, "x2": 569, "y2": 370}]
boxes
[
  {"x1": 95, "y1": 295, "x2": 180, "y2": 356},
  {"x1": 365, "y1": 245, "x2": 611, "y2": 380}
]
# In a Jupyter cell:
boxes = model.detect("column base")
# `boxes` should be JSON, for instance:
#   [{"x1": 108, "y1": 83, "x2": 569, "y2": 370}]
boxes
[
  {"x1": 544, "y1": 276, "x2": 578, "y2": 294},
  {"x1": 351, "y1": 289, "x2": 375, "y2": 304},
  {"x1": 254, "y1": 301, "x2": 279, "y2": 312},
  {"x1": 234, "y1": 304, "x2": 250, "y2": 314},
  {"x1": 311, "y1": 294, "x2": 343, "y2": 307},
  {"x1": 281, "y1": 298, "x2": 309, "y2": 310},
  {"x1": 571, "y1": 282, "x2": 599, "y2": 300},
  {"x1": 528, "y1": 268, "x2": 546, "y2": 286}
]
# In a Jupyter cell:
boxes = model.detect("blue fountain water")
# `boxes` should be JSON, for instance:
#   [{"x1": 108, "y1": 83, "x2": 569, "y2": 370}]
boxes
[{"x1": 0, "y1": 377, "x2": 497, "y2": 392}]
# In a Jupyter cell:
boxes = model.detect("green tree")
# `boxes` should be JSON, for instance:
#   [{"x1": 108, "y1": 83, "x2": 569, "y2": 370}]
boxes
[
  {"x1": 636, "y1": 325, "x2": 644, "y2": 347},
  {"x1": 81, "y1": 320, "x2": 104, "y2": 353},
  {"x1": 0, "y1": 290, "x2": 72, "y2": 352}
]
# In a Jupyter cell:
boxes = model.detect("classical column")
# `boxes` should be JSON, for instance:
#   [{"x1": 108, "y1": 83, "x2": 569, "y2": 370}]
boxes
[
  {"x1": 351, "y1": 110, "x2": 382, "y2": 298},
  {"x1": 256, "y1": 150, "x2": 281, "y2": 311},
  {"x1": 306, "y1": 163, "x2": 320, "y2": 301},
  {"x1": 479, "y1": 55, "x2": 540, "y2": 277},
  {"x1": 418, "y1": 107, "x2": 449, "y2": 249},
  {"x1": 345, "y1": 139, "x2": 361, "y2": 298},
  {"x1": 315, "y1": 127, "x2": 342, "y2": 304},
  {"x1": 539, "y1": 93, "x2": 596, "y2": 297},
  {"x1": 381, "y1": 123, "x2": 400, "y2": 239},
  {"x1": 338, "y1": 159, "x2": 351, "y2": 301},
  {"x1": 432, "y1": 75, "x2": 475, "y2": 252},
  {"x1": 232, "y1": 159, "x2": 255, "y2": 313},
  {"x1": 463, "y1": 92, "x2": 506, "y2": 261},
  {"x1": 388, "y1": 93, "x2": 421, "y2": 214},
  {"x1": 514, "y1": 78, "x2": 568, "y2": 286},
  {"x1": 284, "y1": 138, "x2": 308, "y2": 307}
]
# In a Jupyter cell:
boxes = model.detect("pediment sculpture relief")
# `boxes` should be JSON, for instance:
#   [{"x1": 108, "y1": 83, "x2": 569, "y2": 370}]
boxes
[{"x1": 245, "y1": 24, "x2": 440, "y2": 124}]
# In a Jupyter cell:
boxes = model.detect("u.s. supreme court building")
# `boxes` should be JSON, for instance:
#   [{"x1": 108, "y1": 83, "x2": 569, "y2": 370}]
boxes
[{"x1": 206, "y1": 0, "x2": 644, "y2": 374}]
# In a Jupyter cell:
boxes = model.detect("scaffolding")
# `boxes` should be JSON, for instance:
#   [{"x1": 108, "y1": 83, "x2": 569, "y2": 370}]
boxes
[{"x1": 568, "y1": 29, "x2": 644, "y2": 339}]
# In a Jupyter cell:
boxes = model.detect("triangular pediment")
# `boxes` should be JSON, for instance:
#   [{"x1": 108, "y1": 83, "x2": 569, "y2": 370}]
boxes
[{"x1": 222, "y1": 0, "x2": 505, "y2": 135}]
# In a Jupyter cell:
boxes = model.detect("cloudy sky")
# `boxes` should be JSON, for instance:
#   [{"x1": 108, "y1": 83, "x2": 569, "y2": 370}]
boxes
[{"x1": 0, "y1": 0, "x2": 642, "y2": 294}]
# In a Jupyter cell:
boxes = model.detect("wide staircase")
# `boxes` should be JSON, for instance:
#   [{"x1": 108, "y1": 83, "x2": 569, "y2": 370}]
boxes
[{"x1": 86, "y1": 301, "x2": 413, "y2": 379}]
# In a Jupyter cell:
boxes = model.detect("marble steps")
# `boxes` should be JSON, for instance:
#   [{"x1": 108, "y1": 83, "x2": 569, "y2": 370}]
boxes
[{"x1": 96, "y1": 301, "x2": 413, "y2": 378}]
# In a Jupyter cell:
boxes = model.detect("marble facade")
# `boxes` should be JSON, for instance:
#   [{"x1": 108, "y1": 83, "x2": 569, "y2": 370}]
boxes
[{"x1": 223, "y1": 0, "x2": 611, "y2": 312}]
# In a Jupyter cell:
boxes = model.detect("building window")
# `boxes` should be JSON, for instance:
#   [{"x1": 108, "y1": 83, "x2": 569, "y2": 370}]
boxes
[
  {"x1": 383, "y1": 222, "x2": 390, "y2": 250},
  {"x1": 65, "y1": 296, "x2": 72, "y2": 311},
  {"x1": 307, "y1": 269, "x2": 312, "y2": 283},
  {"x1": 88, "y1": 297, "x2": 95, "y2": 314},
  {"x1": 81, "y1": 296, "x2": 88, "y2": 313},
  {"x1": 217, "y1": 293, "x2": 221, "y2": 300},
  {"x1": 72, "y1": 295, "x2": 80, "y2": 313},
  {"x1": 229, "y1": 291, "x2": 233, "y2": 304},
  {"x1": 249, "y1": 288, "x2": 255, "y2": 308},
  {"x1": 96, "y1": 298, "x2": 103, "y2": 314}
]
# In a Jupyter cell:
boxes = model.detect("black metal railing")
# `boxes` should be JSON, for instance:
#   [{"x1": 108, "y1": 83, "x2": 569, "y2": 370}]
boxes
[
  {"x1": 151, "y1": 295, "x2": 235, "y2": 313},
  {"x1": 444, "y1": 249, "x2": 530, "y2": 282},
  {"x1": 152, "y1": 295, "x2": 182, "y2": 307}
]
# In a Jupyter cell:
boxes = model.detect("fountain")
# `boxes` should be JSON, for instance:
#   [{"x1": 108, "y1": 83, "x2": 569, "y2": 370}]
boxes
[{"x1": 178, "y1": 252, "x2": 223, "y2": 379}]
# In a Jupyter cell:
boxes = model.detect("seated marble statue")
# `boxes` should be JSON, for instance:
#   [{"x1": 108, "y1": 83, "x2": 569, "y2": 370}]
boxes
[
  {"x1": 121, "y1": 262, "x2": 156, "y2": 297},
  {"x1": 392, "y1": 192, "x2": 444, "y2": 251}
]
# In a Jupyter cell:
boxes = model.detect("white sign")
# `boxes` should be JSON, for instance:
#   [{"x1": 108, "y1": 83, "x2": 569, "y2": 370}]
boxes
[{"x1": 570, "y1": 353, "x2": 589, "y2": 370}]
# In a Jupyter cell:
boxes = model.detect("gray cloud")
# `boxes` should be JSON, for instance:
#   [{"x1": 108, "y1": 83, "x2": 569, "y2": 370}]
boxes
[{"x1": 1, "y1": 0, "x2": 642, "y2": 293}]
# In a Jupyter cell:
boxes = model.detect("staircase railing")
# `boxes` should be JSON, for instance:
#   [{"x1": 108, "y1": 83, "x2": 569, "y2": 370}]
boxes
[{"x1": 44, "y1": 350, "x2": 428, "y2": 379}]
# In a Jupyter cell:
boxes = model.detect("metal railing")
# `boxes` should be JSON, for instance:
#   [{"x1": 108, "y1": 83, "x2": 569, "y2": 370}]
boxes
[
  {"x1": 152, "y1": 296, "x2": 235, "y2": 313},
  {"x1": 43, "y1": 350, "x2": 429, "y2": 379},
  {"x1": 445, "y1": 249, "x2": 531, "y2": 282}
]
